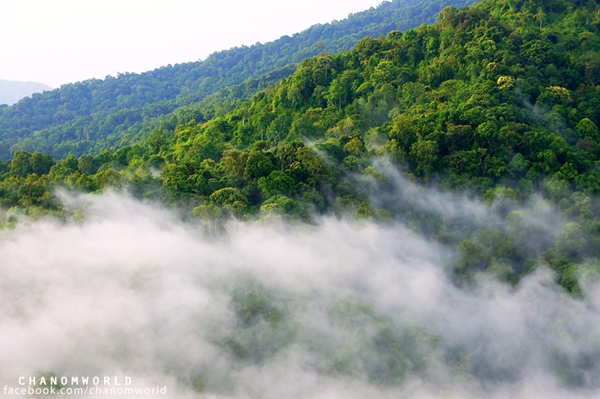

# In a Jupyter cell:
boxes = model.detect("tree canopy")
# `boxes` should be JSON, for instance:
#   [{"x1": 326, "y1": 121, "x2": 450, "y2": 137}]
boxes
[
  {"x1": 0, "y1": 0, "x2": 473, "y2": 160},
  {"x1": 2, "y1": 0, "x2": 600, "y2": 295}
]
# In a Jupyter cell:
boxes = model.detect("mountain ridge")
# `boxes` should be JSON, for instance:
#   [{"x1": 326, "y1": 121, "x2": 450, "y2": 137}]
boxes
[
  {"x1": 3, "y1": 0, "x2": 600, "y2": 295},
  {"x1": 0, "y1": 0, "x2": 475, "y2": 160}
]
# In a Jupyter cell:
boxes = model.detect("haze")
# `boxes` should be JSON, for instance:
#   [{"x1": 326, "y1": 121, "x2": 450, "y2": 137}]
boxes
[
  {"x1": 0, "y1": 168, "x2": 599, "y2": 398},
  {"x1": 0, "y1": 0, "x2": 383, "y2": 88}
]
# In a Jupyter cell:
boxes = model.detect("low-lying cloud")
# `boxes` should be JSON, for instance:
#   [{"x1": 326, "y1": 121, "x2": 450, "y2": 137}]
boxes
[{"x1": 0, "y1": 190, "x2": 599, "y2": 398}]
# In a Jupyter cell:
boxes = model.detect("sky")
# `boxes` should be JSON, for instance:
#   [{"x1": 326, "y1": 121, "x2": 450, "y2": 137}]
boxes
[{"x1": 0, "y1": 0, "x2": 384, "y2": 88}]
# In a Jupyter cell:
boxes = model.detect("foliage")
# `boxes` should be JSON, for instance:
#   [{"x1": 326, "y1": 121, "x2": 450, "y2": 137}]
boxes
[
  {"x1": 0, "y1": 0, "x2": 474, "y2": 160},
  {"x1": 4, "y1": 0, "x2": 600, "y2": 296}
]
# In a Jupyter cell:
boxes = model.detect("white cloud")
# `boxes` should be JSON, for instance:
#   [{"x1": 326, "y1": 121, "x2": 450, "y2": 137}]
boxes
[{"x1": 0, "y1": 191, "x2": 599, "y2": 398}]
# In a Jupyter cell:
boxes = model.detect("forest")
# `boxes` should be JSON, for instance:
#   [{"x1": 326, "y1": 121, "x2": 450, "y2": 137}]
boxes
[
  {"x1": 2, "y1": 0, "x2": 600, "y2": 293},
  {"x1": 1, "y1": 0, "x2": 600, "y2": 396},
  {"x1": 0, "y1": 0, "x2": 473, "y2": 160}
]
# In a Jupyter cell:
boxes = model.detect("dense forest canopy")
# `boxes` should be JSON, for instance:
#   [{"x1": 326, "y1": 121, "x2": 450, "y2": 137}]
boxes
[
  {"x1": 3, "y1": 0, "x2": 600, "y2": 395},
  {"x1": 2, "y1": 0, "x2": 600, "y2": 294},
  {"x1": 0, "y1": 0, "x2": 474, "y2": 160}
]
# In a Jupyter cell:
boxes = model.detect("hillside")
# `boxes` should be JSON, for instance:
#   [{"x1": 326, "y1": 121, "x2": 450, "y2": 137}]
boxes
[
  {"x1": 0, "y1": 80, "x2": 52, "y2": 106},
  {"x1": 0, "y1": 0, "x2": 474, "y2": 160},
  {"x1": 2, "y1": 0, "x2": 600, "y2": 296},
  {"x1": 4, "y1": 0, "x2": 600, "y2": 394}
]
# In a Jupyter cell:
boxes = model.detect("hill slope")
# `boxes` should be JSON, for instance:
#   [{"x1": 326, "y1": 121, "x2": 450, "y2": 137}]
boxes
[
  {"x1": 2, "y1": 0, "x2": 600, "y2": 295},
  {"x1": 0, "y1": 0, "x2": 474, "y2": 160},
  {"x1": 3, "y1": 0, "x2": 600, "y2": 391}
]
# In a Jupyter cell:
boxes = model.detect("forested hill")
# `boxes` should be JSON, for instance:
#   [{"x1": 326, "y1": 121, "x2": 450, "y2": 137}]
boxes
[
  {"x1": 5, "y1": 1, "x2": 600, "y2": 391},
  {"x1": 2, "y1": 0, "x2": 600, "y2": 295},
  {"x1": 0, "y1": 0, "x2": 474, "y2": 160}
]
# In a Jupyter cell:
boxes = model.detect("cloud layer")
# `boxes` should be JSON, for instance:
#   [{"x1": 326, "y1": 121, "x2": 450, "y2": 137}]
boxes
[{"x1": 0, "y1": 191, "x2": 599, "y2": 398}]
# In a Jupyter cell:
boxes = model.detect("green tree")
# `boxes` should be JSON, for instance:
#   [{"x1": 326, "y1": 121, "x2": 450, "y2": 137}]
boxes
[
  {"x1": 257, "y1": 170, "x2": 296, "y2": 199},
  {"x1": 410, "y1": 138, "x2": 438, "y2": 181},
  {"x1": 10, "y1": 151, "x2": 33, "y2": 177},
  {"x1": 30, "y1": 152, "x2": 55, "y2": 176},
  {"x1": 243, "y1": 143, "x2": 275, "y2": 180}
]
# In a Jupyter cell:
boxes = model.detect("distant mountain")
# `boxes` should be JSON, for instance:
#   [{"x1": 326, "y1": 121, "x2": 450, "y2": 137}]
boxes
[
  {"x1": 0, "y1": 0, "x2": 475, "y2": 160},
  {"x1": 0, "y1": 80, "x2": 52, "y2": 106}
]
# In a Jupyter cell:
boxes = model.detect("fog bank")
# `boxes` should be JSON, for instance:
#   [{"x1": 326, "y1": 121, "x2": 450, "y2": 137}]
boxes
[{"x1": 0, "y1": 192, "x2": 599, "y2": 398}]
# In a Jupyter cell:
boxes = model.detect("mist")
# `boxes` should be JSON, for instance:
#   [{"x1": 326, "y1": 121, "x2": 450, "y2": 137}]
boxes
[{"x1": 0, "y1": 185, "x2": 599, "y2": 398}]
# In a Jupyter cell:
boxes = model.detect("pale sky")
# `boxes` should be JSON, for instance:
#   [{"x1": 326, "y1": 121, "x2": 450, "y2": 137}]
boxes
[{"x1": 0, "y1": 0, "x2": 384, "y2": 88}]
